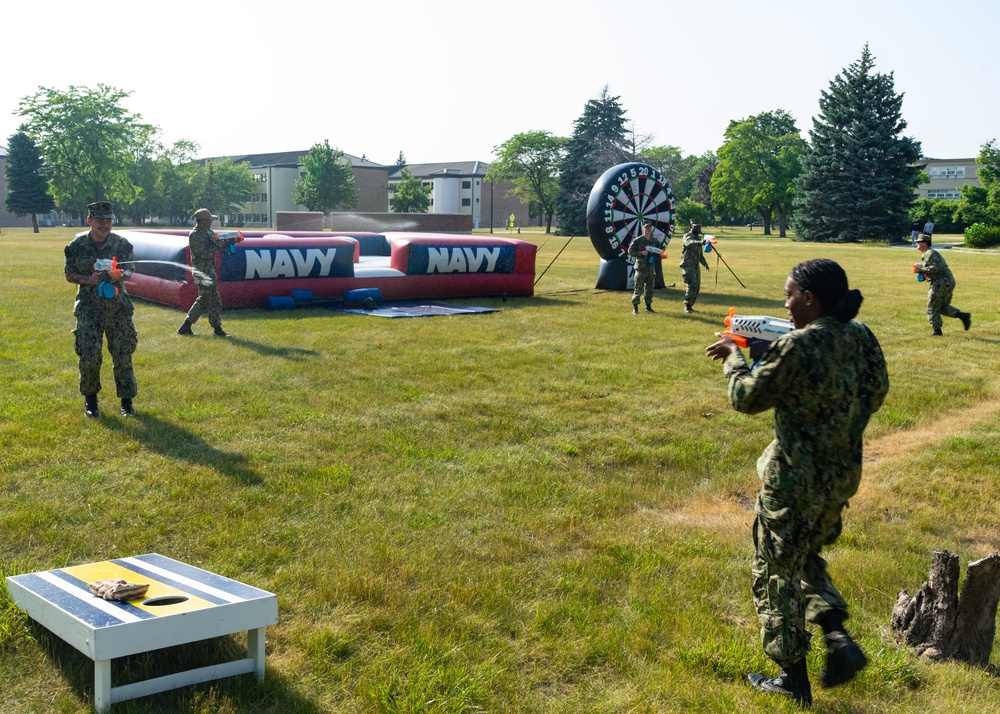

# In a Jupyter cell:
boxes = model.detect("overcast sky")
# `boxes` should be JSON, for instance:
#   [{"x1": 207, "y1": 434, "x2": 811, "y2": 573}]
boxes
[{"x1": 2, "y1": 0, "x2": 996, "y2": 166}]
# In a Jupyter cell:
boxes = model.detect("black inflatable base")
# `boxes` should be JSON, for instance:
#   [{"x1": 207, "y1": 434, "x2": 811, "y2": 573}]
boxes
[{"x1": 595, "y1": 258, "x2": 666, "y2": 291}]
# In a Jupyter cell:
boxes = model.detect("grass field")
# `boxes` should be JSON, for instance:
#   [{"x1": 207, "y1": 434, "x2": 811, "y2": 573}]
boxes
[{"x1": 1, "y1": 226, "x2": 999, "y2": 713}]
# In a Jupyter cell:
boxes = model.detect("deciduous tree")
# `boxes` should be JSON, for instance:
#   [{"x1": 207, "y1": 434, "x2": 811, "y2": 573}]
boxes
[
  {"x1": 391, "y1": 167, "x2": 431, "y2": 213},
  {"x1": 3, "y1": 131, "x2": 54, "y2": 233},
  {"x1": 193, "y1": 158, "x2": 256, "y2": 223},
  {"x1": 711, "y1": 110, "x2": 805, "y2": 237},
  {"x1": 293, "y1": 140, "x2": 358, "y2": 228},
  {"x1": 488, "y1": 131, "x2": 566, "y2": 233},
  {"x1": 17, "y1": 85, "x2": 157, "y2": 220},
  {"x1": 793, "y1": 46, "x2": 922, "y2": 242}
]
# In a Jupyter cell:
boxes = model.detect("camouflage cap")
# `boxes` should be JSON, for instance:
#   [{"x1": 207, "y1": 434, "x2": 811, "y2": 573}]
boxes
[
  {"x1": 87, "y1": 201, "x2": 114, "y2": 218},
  {"x1": 917, "y1": 233, "x2": 931, "y2": 244},
  {"x1": 193, "y1": 208, "x2": 218, "y2": 220}
]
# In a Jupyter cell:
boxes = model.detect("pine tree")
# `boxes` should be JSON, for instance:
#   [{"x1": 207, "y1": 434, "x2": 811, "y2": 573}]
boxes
[
  {"x1": 793, "y1": 45, "x2": 922, "y2": 242},
  {"x1": 555, "y1": 86, "x2": 631, "y2": 235},
  {"x1": 4, "y1": 131, "x2": 54, "y2": 233}
]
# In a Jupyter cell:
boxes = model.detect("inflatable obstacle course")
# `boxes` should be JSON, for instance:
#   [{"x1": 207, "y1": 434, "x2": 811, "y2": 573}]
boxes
[{"x1": 121, "y1": 230, "x2": 537, "y2": 310}]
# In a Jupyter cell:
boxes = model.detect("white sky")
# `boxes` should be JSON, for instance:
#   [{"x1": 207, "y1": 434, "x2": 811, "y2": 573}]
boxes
[{"x1": 2, "y1": 0, "x2": 996, "y2": 165}]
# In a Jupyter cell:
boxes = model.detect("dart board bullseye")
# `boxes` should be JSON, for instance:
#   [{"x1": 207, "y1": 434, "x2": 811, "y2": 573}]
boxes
[{"x1": 586, "y1": 162, "x2": 676, "y2": 262}]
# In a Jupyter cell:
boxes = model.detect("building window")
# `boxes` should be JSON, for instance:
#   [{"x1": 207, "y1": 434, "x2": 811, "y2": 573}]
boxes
[
  {"x1": 462, "y1": 198, "x2": 471, "y2": 206},
  {"x1": 462, "y1": 180, "x2": 471, "y2": 189},
  {"x1": 928, "y1": 166, "x2": 966, "y2": 179},
  {"x1": 927, "y1": 190, "x2": 961, "y2": 200}
]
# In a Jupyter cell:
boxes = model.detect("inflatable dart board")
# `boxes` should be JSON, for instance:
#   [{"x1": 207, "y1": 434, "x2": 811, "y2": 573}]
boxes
[{"x1": 586, "y1": 162, "x2": 676, "y2": 262}]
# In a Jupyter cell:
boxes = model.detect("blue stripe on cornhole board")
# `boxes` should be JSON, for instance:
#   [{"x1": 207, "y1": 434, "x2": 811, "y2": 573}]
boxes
[
  {"x1": 122, "y1": 554, "x2": 272, "y2": 602},
  {"x1": 48, "y1": 569, "x2": 156, "y2": 620},
  {"x1": 12, "y1": 573, "x2": 151, "y2": 628}
]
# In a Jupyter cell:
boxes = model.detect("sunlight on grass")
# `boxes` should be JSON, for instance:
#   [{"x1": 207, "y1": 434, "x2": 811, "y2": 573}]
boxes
[{"x1": 1, "y1": 228, "x2": 999, "y2": 711}]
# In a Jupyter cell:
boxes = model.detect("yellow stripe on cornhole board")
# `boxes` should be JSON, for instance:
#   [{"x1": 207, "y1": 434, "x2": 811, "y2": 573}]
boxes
[{"x1": 62, "y1": 562, "x2": 216, "y2": 616}]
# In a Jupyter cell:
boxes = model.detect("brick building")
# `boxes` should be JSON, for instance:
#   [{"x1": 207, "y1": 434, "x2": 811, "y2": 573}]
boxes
[
  {"x1": 388, "y1": 161, "x2": 533, "y2": 231},
  {"x1": 218, "y1": 150, "x2": 389, "y2": 227}
]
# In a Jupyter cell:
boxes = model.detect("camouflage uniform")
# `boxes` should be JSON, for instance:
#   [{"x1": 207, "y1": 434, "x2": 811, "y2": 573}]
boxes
[
  {"x1": 628, "y1": 231, "x2": 659, "y2": 309},
  {"x1": 723, "y1": 317, "x2": 889, "y2": 667},
  {"x1": 184, "y1": 225, "x2": 224, "y2": 329},
  {"x1": 915, "y1": 247, "x2": 961, "y2": 332},
  {"x1": 64, "y1": 231, "x2": 138, "y2": 399},
  {"x1": 679, "y1": 231, "x2": 709, "y2": 310}
]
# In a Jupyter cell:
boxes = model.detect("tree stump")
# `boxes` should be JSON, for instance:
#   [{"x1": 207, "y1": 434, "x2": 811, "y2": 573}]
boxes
[{"x1": 890, "y1": 550, "x2": 1000, "y2": 666}]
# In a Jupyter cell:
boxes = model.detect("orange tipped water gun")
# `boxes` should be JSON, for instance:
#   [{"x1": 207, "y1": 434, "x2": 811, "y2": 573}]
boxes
[
  {"x1": 721, "y1": 307, "x2": 795, "y2": 360},
  {"x1": 702, "y1": 234, "x2": 717, "y2": 252},
  {"x1": 912, "y1": 262, "x2": 926, "y2": 282},
  {"x1": 94, "y1": 257, "x2": 124, "y2": 298},
  {"x1": 218, "y1": 230, "x2": 245, "y2": 254}
]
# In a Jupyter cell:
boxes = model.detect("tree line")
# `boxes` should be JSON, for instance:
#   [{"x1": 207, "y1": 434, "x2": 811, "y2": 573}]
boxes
[
  {"x1": 489, "y1": 46, "x2": 998, "y2": 243},
  {"x1": 3, "y1": 85, "x2": 365, "y2": 232}
]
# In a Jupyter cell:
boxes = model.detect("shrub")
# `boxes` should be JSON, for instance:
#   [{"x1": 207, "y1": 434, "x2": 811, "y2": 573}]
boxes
[{"x1": 963, "y1": 222, "x2": 1000, "y2": 248}]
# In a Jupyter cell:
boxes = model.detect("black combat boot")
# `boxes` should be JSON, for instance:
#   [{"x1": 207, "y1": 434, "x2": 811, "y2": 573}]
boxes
[
  {"x1": 747, "y1": 657, "x2": 812, "y2": 706},
  {"x1": 959, "y1": 312, "x2": 971, "y2": 331},
  {"x1": 931, "y1": 329, "x2": 943, "y2": 336},
  {"x1": 632, "y1": 304, "x2": 639, "y2": 315},
  {"x1": 213, "y1": 326, "x2": 228, "y2": 337},
  {"x1": 645, "y1": 304, "x2": 655, "y2": 313},
  {"x1": 177, "y1": 320, "x2": 194, "y2": 336},
  {"x1": 84, "y1": 395, "x2": 99, "y2": 419},
  {"x1": 816, "y1": 610, "x2": 867, "y2": 688},
  {"x1": 120, "y1": 398, "x2": 135, "y2": 417}
]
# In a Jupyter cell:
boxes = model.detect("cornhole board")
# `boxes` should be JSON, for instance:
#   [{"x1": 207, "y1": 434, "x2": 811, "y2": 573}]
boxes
[{"x1": 5, "y1": 553, "x2": 278, "y2": 712}]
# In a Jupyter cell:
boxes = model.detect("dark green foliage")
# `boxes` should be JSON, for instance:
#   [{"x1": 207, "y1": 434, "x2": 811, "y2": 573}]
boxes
[
  {"x1": 555, "y1": 86, "x2": 631, "y2": 236},
  {"x1": 958, "y1": 139, "x2": 1000, "y2": 226},
  {"x1": 293, "y1": 140, "x2": 358, "y2": 225},
  {"x1": 793, "y1": 46, "x2": 923, "y2": 242},
  {"x1": 910, "y1": 197, "x2": 963, "y2": 234},
  {"x1": 391, "y1": 167, "x2": 431, "y2": 213},
  {"x1": 963, "y1": 222, "x2": 1000, "y2": 248},
  {"x1": 3, "y1": 131, "x2": 54, "y2": 232},
  {"x1": 710, "y1": 110, "x2": 805, "y2": 237}
]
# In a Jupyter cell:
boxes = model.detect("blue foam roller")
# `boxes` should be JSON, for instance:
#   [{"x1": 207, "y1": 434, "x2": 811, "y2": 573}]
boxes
[
  {"x1": 290, "y1": 289, "x2": 315, "y2": 303},
  {"x1": 266, "y1": 296, "x2": 296, "y2": 310},
  {"x1": 343, "y1": 288, "x2": 382, "y2": 305}
]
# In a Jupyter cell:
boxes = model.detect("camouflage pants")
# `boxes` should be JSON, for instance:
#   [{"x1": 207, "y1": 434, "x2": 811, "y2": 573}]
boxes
[
  {"x1": 751, "y1": 474, "x2": 858, "y2": 667},
  {"x1": 186, "y1": 282, "x2": 223, "y2": 329},
  {"x1": 73, "y1": 306, "x2": 138, "y2": 399},
  {"x1": 632, "y1": 265, "x2": 655, "y2": 307},
  {"x1": 683, "y1": 269, "x2": 701, "y2": 309},
  {"x1": 926, "y1": 281, "x2": 960, "y2": 331}
]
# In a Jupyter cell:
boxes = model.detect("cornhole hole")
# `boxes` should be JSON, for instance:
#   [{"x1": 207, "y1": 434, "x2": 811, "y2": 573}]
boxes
[{"x1": 5, "y1": 553, "x2": 278, "y2": 712}]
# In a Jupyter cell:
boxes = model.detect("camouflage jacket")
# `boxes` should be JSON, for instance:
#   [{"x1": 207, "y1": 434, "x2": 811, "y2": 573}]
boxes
[
  {"x1": 916, "y1": 248, "x2": 955, "y2": 286},
  {"x1": 628, "y1": 233, "x2": 661, "y2": 270},
  {"x1": 64, "y1": 231, "x2": 134, "y2": 311},
  {"x1": 188, "y1": 226, "x2": 220, "y2": 275},
  {"x1": 679, "y1": 232, "x2": 709, "y2": 272},
  {"x1": 723, "y1": 316, "x2": 889, "y2": 495}
]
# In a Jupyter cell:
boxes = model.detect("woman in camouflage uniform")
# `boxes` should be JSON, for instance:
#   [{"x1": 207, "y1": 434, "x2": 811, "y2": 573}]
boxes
[{"x1": 706, "y1": 258, "x2": 889, "y2": 705}]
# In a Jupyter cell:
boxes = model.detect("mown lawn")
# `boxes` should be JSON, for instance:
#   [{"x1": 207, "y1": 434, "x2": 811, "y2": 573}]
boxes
[{"x1": 1, "y1": 226, "x2": 999, "y2": 713}]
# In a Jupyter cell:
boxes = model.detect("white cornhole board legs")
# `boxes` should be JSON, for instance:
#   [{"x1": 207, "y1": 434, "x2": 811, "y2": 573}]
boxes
[{"x1": 6, "y1": 553, "x2": 278, "y2": 712}]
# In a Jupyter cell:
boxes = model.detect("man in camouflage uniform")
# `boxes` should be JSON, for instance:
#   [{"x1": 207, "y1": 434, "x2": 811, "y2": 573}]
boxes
[
  {"x1": 913, "y1": 234, "x2": 971, "y2": 336},
  {"x1": 63, "y1": 201, "x2": 138, "y2": 418},
  {"x1": 679, "y1": 222, "x2": 710, "y2": 313},
  {"x1": 707, "y1": 258, "x2": 889, "y2": 706},
  {"x1": 177, "y1": 208, "x2": 231, "y2": 337},
  {"x1": 627, "y1": 221, "x2": 661, "y2": 314}
]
